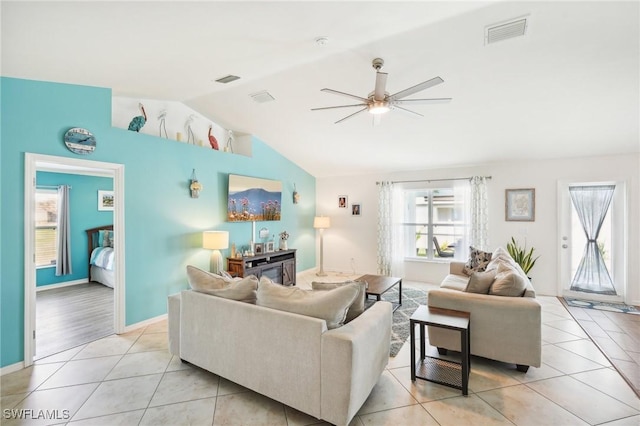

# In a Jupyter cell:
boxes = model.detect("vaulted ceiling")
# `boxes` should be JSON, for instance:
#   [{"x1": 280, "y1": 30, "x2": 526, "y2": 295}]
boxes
[{"x1": 2, "y1": 1, "x2": 638, "y2": 177}]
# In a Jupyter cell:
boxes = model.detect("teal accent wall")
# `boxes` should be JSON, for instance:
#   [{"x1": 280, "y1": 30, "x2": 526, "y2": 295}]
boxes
[
  {"x1": 0, "y1": 77, "x2": 316, "y2": 367},
  {"x1": 35, "y1": 172, "x2": 113, "y2": 287}
]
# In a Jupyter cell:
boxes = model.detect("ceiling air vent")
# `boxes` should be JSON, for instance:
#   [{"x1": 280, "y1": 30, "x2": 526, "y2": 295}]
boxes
[
  {"x1": 485, "y1": 17, "x2": 528, "y2": 45},
  {"x1": 250, "y1": 90, "x2": 275, "y2": 104},
  {"x1": 215, "y1": 75, "x2": 240, "y2": 84}
]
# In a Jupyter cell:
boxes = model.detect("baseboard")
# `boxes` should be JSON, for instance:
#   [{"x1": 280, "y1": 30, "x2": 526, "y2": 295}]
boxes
[
  {"x1": 36, "y1": 278, "x2": 88, "y2": 292},
  {"x1": 0, "y1": 361, "x2": 25, "y2": 376},
  {"x1": 123, "y1": 313, "x2": 167, "y2": 333}
]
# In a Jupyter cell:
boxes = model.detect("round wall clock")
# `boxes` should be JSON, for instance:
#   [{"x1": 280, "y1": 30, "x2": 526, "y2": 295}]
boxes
[{"x1": 64, "y1": 127, "x2": 96, "y2": 155}]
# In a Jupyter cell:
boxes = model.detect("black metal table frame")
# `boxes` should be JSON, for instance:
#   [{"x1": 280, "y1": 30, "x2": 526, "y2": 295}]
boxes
[
  {"x1": 364, "y1": 278, "x2": 402, "y2": 312},
  {"x1": 410, "y1": 308, "x2": 471, "y2": 395}
]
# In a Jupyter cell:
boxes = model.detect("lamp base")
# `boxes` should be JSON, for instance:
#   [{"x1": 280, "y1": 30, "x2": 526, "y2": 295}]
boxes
[
  {"x1": 210, "y1": 250, "x2": 223, "y2": 274},
  {"x1": 316, "y1": 271, "x2": 327, "y2": 277}
]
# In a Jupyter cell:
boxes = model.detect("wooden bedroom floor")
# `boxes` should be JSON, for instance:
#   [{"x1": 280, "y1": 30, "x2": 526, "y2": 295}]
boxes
[{"x1": 35, "y1": 282, "x2": 114, "y2": 360}]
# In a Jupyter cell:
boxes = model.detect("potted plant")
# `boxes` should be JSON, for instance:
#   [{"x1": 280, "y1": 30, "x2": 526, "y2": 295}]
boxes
[{"x1": 506, "y1": 237, "x2": 539, "y2": 277}]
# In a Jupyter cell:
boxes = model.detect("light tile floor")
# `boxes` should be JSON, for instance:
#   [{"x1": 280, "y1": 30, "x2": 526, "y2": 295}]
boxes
[{"x1": 1, "y1": 274, "x2": 639, "y2": 425}]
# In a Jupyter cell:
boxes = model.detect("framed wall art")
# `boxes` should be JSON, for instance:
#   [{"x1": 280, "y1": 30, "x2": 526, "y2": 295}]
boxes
[
  {"x1": 98, "y1": 190, "x2": 114, "y2": 211},
  {"x1": 351, "y1": 203, "x2": 361, "y2": 216},
  {"x1": 505, "y1": 188, "x2": 535, "y2": 221},
  {"x1": 338, "y1": 195, "x2": 348, "y2": 208}
]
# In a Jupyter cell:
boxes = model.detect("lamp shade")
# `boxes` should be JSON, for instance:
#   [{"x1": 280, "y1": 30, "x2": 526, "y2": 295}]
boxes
[
  {"x1": 203, "y1": 231, "x2": 229, "y2": 250},
  {"x1": 313, "y1": 216, "x2": 331, "y2": 229}
]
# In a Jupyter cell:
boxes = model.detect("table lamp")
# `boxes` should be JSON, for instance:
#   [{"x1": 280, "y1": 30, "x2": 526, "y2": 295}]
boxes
[
  {"x1": 314, "y1": 216, "x2": 331, "y2": 276},
  {"x1": 203, "y1": 231, "x2": 229, "y2": 274}
]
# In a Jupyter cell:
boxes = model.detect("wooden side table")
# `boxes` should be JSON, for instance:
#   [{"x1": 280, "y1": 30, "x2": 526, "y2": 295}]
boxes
[{"x1": 410, "y1": 305, "x2": 471, "y2": 395}]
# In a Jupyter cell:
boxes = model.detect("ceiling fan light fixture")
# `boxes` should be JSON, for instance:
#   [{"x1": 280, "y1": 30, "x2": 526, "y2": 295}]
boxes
[{"x1": 368, "y1": 100, "x2": 390, "y2": 115}]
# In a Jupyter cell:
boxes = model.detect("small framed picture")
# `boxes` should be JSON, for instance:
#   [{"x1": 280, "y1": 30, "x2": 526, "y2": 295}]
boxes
[
  {"x1": 254, "y1": 243, "x2": 264, "y2": 255},
  {"x1": 98, "y1": 190, "x2": 114, "y2": 211},
  {"x1": 505, "y1": 188, "x2": 535, "y2": 221},
  {"x1": 265, "y1": 241, "x2": 274, "y2": 253},
  {"x1": 338, "y1": 195, "x2": 348, "y2": 208},
  {"x1": 351, "y1": 203, "x2": 361, "y2": 216}
]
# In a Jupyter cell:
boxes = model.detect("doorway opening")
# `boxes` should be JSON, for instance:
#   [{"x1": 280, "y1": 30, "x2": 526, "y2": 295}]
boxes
[{"x1": 24, "y1": 153, "x2": 126, "y2": 367}]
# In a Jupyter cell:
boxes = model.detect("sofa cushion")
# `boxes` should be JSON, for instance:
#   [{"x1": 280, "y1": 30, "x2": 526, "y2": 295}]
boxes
[
  {"x1": 462, "y1": 246, "x2": 493, "y2": 275},
  {"x1": 257, "y1": 277, "x2": 359, "y2": 329},
  {"x1": 441, "y1": 274, "x2": 469, "y2": 291},
  {"x1": 186, "y1": 265, "x2": 258, "y2": 303},
  {"x1": 187, "y1": 265, "x2": 232, "y2": 289},
  {"x1": 465, "y1": 270, "x2": 497, "y2": 294},
  {"x1": 489, "y1": 262, "x2": 528, "y2": 297},
  {"x1": 311, "y1": 280, "x2": 367, "y2": 322}
]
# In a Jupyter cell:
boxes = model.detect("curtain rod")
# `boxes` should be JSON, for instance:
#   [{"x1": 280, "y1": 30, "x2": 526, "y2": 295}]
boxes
[
  {"x1": 376, "y1": 176, "x2": 492, "y2": 185},
  {"x1": 36, "y1": 185, "x2": 72, "y2": 189}
]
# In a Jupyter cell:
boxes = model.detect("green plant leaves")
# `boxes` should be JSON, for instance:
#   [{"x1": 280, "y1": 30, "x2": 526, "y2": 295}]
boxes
[{"x1": 506, "y1": 237, "x2": 540, "y2": 275}]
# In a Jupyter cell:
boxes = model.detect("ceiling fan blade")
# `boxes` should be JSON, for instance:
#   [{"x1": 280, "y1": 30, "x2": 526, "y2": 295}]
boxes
[
  {"x1": 321, "y1": 88, "x2": 368, "y2": 102},
  {"x1": 394, "y1": 98, "x2": 452, "y2": 105},
  {"x1": 311, "y1": 103, "x2": 368, "y2": 111},
  {"x1": 389, "y1": 77, "x2": 444, "y2": 101},
  {"x1": 392, "y1": 105, "x2": 424, "y2": 118},
  {"x1": 374, "y1": 72, "x2": 388, "y2": 101},
  {"x1": 335, "y1": 107, "x2": 368, "y2": 124}
]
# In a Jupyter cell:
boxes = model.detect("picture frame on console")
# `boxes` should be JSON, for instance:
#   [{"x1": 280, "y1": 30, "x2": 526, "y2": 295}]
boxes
[
  {"x1": 254, "y1": 243, "x2": 264, "y2": 255},
  {"x1": 505, "y1": 188, "x2": 535, "y2": 221},
  {"x1": 265, "y1": 241, "x2": 275, "y2": 252}
]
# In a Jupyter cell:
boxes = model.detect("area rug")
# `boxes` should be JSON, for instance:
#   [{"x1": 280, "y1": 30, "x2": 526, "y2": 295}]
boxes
[
  {"x1": 564, "y1": 298, "x2": 640, "y2": 315},
  {"x1": 366, "y1": 287, "x2": 427, "y2": 357}
]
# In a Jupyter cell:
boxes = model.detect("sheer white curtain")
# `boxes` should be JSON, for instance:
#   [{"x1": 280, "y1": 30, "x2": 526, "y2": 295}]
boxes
[
  {"x1": 453, "y1": 176, "x2": 489, "y2": 260},
  {"x1": 376, "y1": 182, "x2": 404, "y2": 277},
  {"x1": 469, "y1": 176, "x2": 489, "y2": 250},
  {"x1": 55, "y1": 185, "x2": 72, "y2": 276}
]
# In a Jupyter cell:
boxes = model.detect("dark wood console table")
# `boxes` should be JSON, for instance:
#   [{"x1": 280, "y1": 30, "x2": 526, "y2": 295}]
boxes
[{"x1": 227, "y1": 249, "x2": 296, "y2": 286}]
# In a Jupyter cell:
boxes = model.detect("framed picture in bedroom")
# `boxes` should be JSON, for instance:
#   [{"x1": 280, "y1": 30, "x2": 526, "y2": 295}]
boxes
[
  {"x1": 98, "y1": 190, "x2": 114, "y2": 211},
  {"x1": 505, "y1": 188, "x2": 535, "y2": 221}
]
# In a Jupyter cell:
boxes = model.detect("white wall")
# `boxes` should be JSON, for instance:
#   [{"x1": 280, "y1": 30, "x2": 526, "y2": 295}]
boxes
[{"x1": 316, "y1": 154, "x2": 640, "y2": 304}]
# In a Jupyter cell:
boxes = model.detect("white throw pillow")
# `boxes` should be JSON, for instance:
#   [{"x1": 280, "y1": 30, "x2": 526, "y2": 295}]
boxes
[
  {"x1": 186, "y1": 265, "x2": 232, "y2": 290},
  {"x1": 464, "y1": 270, "x2": 497, "y2": 294},
  {"x1": 257, "y1": 277, "x2": 359, "y2": 329},
  {"x1": 186, "y1": 265, "x2": 258, "y2": 303},
  {"x1": 311, "y1": 280, "x2": 367, "y2": 322}
]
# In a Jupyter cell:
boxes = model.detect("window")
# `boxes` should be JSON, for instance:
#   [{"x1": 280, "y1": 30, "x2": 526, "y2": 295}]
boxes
[
  {"x1": 403, "y1": 188, "x2": 467, "y2": 260},
  {"x1": 35, "y1": 189, "x2": 58, "y2": 267}
]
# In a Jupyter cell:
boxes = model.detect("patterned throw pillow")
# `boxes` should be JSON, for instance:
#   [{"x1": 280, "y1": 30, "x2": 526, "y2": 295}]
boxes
[{"x1": 462, "y1": 246, "x2": 493, "y2": 276}]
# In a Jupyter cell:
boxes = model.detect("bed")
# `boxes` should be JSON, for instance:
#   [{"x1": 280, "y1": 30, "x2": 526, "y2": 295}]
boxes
[{"x1": 86, "y1": 225, "x2": 115, "y2": 288}]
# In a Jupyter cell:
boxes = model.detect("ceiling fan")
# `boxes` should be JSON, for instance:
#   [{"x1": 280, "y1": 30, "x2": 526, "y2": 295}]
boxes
[{"x1": 311, "y1": 58, "x2": 451, "y2": 124}]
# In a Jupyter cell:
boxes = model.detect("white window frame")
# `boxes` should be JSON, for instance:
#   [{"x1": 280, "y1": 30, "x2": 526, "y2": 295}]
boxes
[{"x1": 35, "y1": 188, "x2": 58, "y2": 269}]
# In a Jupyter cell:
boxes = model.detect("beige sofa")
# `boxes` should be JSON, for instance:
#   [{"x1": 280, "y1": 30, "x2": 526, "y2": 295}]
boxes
[
  {"x1": 168, "y1": 289, "x2": 392, "y2": 426},
  {"x1": 427, "y1": 252, "x2": 542, "y2": 372}
]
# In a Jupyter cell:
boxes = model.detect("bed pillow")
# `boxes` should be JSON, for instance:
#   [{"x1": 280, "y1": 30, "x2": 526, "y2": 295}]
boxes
[
  {"x1": 102, "y1": 230, "x2": 114, "y2": 248},
  {"x1": 462, "y1": 246, "x2": 493, "y2": 276},
  {"x1": 311, "y1": 280, "x2": 367, "y2": 322},
  {"x1": 195, "y1": 276, "x2": 258, "y2": 303},
  {"x1": 464, "y1": 270, "x2": 497, "y2": 294},
  {"x1": 489, "y1": 262, "x2": 528, "y2": 297},
  {"x1": 257, "y1": 277, "x2": 359, "y2": 329}
]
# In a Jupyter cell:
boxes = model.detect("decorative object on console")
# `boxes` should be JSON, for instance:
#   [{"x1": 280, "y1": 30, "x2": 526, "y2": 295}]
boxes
[
  {"x1": 189, "y1": 169, "x2": 202, "y2": 198},
  {"x1": 128, "y1": 102, "x2": 147, "y2": 132},
  {"x1": 227, "y1": 174, "x2": 282, "y2": 222},
  {"x1": 254, "y1": 243, "x2": 264, "y2": 255},
  {"x1": 266, "y1": 241, "x2": 275, "y2": 252},
  {"x1": 314, "y1": 216, "x2": 331, "y2": 276},
  {"x1": 97, "y1": 190, "x2": 114, "y2": 211},
  {"x1": 203, "y1": 231, "x2": 229, "y2": 274},
  {"x1": 64, "y1": 127, "x2": 96, "y2": 155},
  {"x1": 279, "y1": 230, "x2": 289, "y2": 251},
  {"x1": 505, "y1": 188, "x2": 535, "y2": 221}
]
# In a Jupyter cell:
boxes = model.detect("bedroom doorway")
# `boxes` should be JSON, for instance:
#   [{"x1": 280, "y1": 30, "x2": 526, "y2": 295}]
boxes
[{"x1": 24, "y1": 153, "x2": 126, "y2": 367}]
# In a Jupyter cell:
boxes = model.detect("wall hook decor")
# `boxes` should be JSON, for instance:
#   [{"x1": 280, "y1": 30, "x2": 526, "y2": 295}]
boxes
[
  {"x1": 189, "y1": 169, "x2": 202, "y2": 198},
  {"x1": 293, "y1": 183, "x2": 300, "y2": 204}
]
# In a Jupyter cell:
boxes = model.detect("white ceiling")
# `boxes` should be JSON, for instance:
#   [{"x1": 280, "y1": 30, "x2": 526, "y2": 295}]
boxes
[{"x1": 2, "y1": 1, "x2": 639, "y2": 177}]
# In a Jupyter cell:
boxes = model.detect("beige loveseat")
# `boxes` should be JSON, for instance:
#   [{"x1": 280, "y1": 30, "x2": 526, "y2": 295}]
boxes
[
  {"x1": 427, "y1": 248, "x2": 542, "y2": 372},
  {"x1": 168, "y1": 289, "x2": 392, "y2": 426}
]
